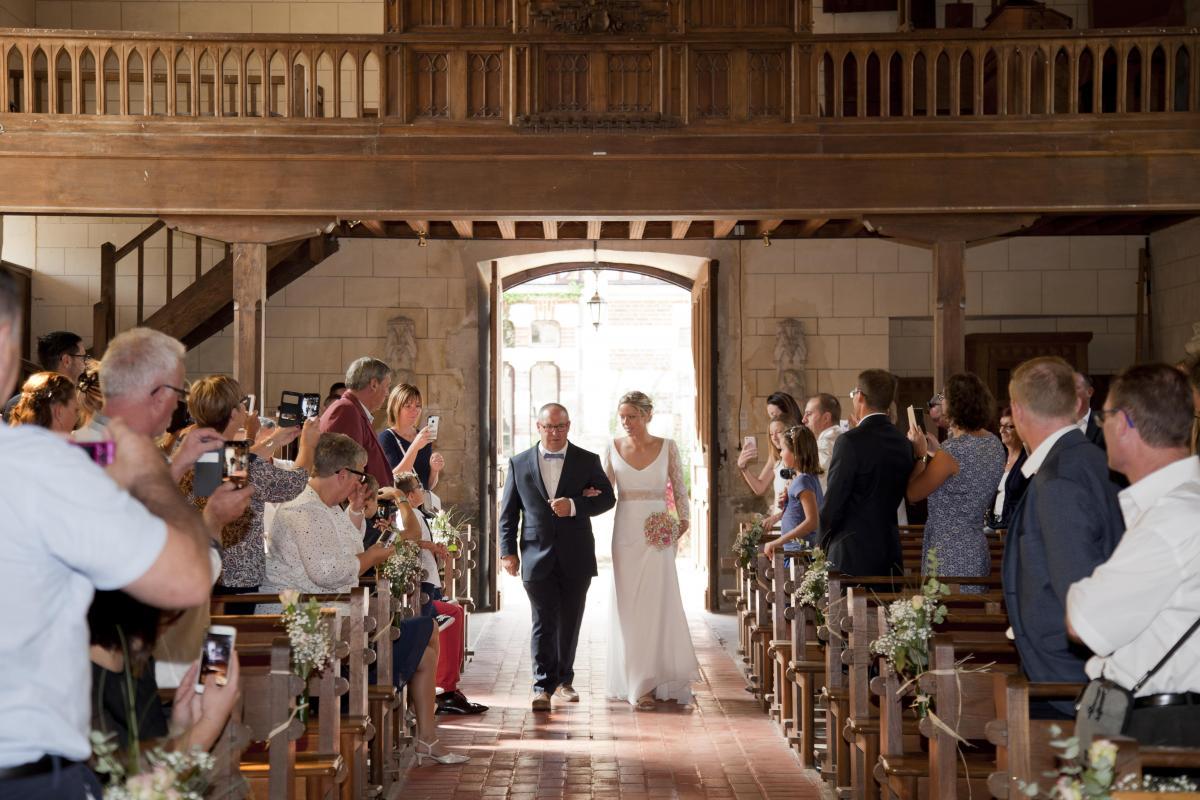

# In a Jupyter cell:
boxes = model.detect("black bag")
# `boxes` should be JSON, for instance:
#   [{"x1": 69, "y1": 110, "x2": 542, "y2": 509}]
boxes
[{"x1": 1075, "y1": 616, "x2": 1200, "y2": 744}]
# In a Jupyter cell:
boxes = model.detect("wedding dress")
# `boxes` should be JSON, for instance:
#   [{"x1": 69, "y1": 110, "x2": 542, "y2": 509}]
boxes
[{"x1": 605, "y1": 438, "x2": 700, "y2": 705}]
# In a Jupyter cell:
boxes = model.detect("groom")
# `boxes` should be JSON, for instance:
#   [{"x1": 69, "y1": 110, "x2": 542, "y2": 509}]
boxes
[{"x1": 499, "y1": 403, "x2": 616, "y2": 712}]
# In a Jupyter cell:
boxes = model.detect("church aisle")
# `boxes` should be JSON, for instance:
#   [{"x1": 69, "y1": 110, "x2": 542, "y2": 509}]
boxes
[{"x1": 399, "y1": 568, "x2": 824, "y2": 800}]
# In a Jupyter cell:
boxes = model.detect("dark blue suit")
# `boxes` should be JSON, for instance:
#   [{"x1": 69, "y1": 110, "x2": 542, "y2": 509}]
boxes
[
  {"x1": 1001, "y1": 429, "x2": 1124, "y2": 708},
  {"x1": 499, "y1": 442, "x2": 615, "y2": 693}
]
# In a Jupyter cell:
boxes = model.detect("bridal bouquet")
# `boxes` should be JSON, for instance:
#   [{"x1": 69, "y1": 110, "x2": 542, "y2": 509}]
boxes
[{"x1": 643, "y1": 511, "x2": 680, "y2": 550}]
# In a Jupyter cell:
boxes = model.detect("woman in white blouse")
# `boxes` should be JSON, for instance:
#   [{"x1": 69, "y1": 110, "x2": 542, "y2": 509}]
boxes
[{"x1": 264, "y1": 433, "x2": 469, "y2": 765}]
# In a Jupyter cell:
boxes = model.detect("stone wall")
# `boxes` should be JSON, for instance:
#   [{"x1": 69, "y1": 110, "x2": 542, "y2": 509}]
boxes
[{"x1": 1150, "y1": 218, "x2": 1200, "y2": 363}]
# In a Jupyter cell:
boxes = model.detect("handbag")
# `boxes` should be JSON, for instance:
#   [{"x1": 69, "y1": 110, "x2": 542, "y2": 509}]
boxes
[{"x1": 1074, "y1": 615, "x2": 1200, "y2": 745}]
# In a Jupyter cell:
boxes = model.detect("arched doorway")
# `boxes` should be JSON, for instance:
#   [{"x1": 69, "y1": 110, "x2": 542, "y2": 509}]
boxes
[{"x1": 477, "y1": 249, "x2": 719, "y2": 611}]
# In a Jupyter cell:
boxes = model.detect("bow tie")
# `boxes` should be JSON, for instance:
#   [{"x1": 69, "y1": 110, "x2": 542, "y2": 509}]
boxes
[{"x1": 542, "y1": 452, "x2": 565, "y2": 460}]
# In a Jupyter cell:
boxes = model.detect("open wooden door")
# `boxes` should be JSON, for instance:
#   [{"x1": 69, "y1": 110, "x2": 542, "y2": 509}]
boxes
[{"x1": 690, "y1": 260, "x2": 720, "y2": 611}]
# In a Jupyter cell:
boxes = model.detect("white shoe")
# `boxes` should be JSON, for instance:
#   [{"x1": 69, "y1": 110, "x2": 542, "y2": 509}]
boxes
[
  {"x1": 436, "y1": 614, "x2": 456, "y2": 632},
  {"x1": 415, "y1": 739, "x2": 469, "y2": 766}
]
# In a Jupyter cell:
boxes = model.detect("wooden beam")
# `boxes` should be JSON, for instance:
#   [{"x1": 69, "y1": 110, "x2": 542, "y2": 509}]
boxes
[
  {"x1": 757, "y1": 220, "x2": 784, "y2": 235},
  {"x1": 451, "y1": 220, "x2": 474, "y2": 239},
  {"x1": 360, "y1": 220, "x2": 387, "y2": 237},
  {"x1": 542, "y1": 220, "x2": 558, "y2": 240},
  {"x1": 405, "y1": 220, "x2": 429, "y2": 237},
  {"x1": 232, "y1": 242, "x2": 267, "y2": 402},
  {"x1": 798, "y1": 218, "x2": 829, "y2": 237},
  {"x1": 628, "y1": 220, "x2": 646, "y2": 240},
  {"x1": 586, "y1": 220, "x2": 602, "y2": 241},
  {"x1": 712, "y1": 220, "x2": 738, "y2": 238},
  {"x1": 933, "y1": 240, "x2": 966, "y2": 393},
  {"x1": 497, "y1": 220, "x2": 516, "y2": 239},
  {"x1": 865, "y1": 214, "x2": 1039, "y2": 244},
  {"x1": 162, "y1": 215, "x2": 335, "y2": 246},
  {"x1": 671, "y1": 220, "x2": 692, "y2": 240}
]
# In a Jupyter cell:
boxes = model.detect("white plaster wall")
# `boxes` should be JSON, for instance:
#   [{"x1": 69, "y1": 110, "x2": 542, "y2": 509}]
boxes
[{"x1": 1149, "y1": 218, "x2": 1200, "y2": 362}]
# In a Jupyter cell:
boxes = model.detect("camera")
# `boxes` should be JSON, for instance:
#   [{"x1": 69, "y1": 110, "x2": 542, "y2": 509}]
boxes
[{"x1": 779, "y1": 467, "x2": 796, "y2": 480}]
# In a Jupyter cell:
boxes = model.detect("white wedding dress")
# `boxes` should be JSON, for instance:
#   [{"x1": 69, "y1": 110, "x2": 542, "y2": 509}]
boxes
[{"x1": 605, "y1": 438, "x2": 700, "y2": 706}]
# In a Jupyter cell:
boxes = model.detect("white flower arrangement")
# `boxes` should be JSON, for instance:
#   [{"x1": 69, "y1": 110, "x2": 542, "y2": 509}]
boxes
[
  {"x1": 869, "y1": 550, "x2": 949, "y2": 714},
  {"x1": 1018, "y1": 729, "x2": 1199, "y2": 798},
  {"x1": 428, "y1": 506, "x2": 468, "y2": 553},
  {"x1": 732, "y1": 515, "x2": 766, "y2": 570},
  {"x1": 378, "y1": 540, "x2": 425, "y2": 599},
  {"x1": 91, "y1": 730, "x2": 215, "y2": 800},
  {"x1": 280, "y1": 591, "x2": 334, "y2": 721},
  {"x1": 793, "y1": 547, "x2": 830, "y2": 625}
]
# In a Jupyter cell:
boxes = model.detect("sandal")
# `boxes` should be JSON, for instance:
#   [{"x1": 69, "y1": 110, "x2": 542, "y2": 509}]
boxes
[{"x1": 635, "y1": 695, "x2": 656, "y2": 711}]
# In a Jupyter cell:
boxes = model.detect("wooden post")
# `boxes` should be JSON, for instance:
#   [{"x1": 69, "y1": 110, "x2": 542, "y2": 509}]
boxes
[
  {"x1": 232, "y1": 242, "x2": 267, "y2": 402},
  {"x1": 92, "y1": 242, "x2": 117, "y2": 358},
  {"x1": 932, "y1": 240, "x2": 966, "y2": 391}
]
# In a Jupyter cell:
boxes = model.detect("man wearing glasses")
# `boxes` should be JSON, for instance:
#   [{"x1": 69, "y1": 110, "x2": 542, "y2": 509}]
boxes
[{"x1": 2, "y1": 330, "x2": 90, "y2": 422}]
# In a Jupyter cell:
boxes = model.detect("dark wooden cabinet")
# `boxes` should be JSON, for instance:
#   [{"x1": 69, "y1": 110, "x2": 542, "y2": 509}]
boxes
[{"x1": 966, "y1": 332, "x2": 1091, "y2": 408}]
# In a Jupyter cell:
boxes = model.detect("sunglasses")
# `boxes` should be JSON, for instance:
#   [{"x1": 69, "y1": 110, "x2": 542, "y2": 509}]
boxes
[{"x1": 344, "y1": 467, "x2": 370, "y2": 485}]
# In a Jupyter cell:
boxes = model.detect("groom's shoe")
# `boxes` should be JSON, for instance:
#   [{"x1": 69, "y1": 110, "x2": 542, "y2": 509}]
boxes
[
  {"x1": 555, "y1": 685, "x2": 580, "y2": 703},
  {"x1": 531, "y1": 691, "x2": 552, "y2": 712}
]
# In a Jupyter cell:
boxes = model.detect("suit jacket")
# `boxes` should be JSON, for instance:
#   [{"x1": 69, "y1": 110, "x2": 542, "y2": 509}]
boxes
[
  {"x1": 498, "y1": 443, "x2": 616, "y2": 582},
  {"x1": 817, "y1": 414, "x2": 913, "y2": 577},
  {"x1": 989, "y1": 449, "x2": 1031, "y2": 530},
  {"x1": 1001, "y1": 429, "x2": 1124, "y2": 686},
  {"x1": 320, "y1": 390, "x2": 393, "y2": 489}
]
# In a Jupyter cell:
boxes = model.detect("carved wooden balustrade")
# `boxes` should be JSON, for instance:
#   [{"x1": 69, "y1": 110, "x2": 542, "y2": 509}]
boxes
[{"x1": 2, "y1": 26, "x2": 1197, "y2": 125}]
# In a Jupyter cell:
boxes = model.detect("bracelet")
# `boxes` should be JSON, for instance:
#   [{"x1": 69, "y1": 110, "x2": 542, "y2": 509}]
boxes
[{"x1": 348, "y1": 507, "x2": 365, "y2": 516}]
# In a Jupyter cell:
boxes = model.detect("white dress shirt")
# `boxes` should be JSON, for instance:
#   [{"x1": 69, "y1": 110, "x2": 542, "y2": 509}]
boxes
[
  {"x1": 537, "y1": 444, "x2": 575, "y2": 515},
  {"x1": 1020, "y1": 425, "x2": 1077, "y2": 478},
  {"x1": 1067, "y1": 456, "x2": 1200, "y2": 696},
  {"x1": 816, "y1": 426, "x2": 841, "y2": 491}
]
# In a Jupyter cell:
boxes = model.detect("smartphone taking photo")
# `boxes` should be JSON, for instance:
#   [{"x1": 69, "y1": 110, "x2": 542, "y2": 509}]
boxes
[
  {"x1": 426, "y1": 415, "x2": 440, "y2": 442},
  {"x1": 278, "y1": 391, "x2": 303, "y2": 428},
  {"x1": 72, "y1": 440, "x2": 116, "y2": 467},
  {"x1": 906, "y1": 405, "x2": 927, "y2": 436},
  {"x1": 301, "y1": 393, "x2": 321, "y2": 420},
  {"x1": 196, "y1": 625, "x2": 236, "y2": 693}
]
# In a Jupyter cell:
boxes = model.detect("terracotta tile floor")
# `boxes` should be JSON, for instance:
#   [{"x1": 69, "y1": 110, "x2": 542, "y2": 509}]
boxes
[{"x1": 398, "y1": 567, "x2": 824, "y2": 800}]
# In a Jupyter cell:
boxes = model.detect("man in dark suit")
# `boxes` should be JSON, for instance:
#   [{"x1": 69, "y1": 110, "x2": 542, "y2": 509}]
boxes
[
  {"x1": 1075, "y1": 370, "x2": 1130, "y2": 488},
  {"x1": 320, "y1": 357, "x2": 393, "y2": 489},
  {"x1": 1004, "y1": 357, "x2": 1124, "y2": 715},
  {"x1": 499, "y1": 403, "x2": 615, "y2": 711},
  {"x1": 818, "y1": 369, "x2": 913, "y2": 577}
]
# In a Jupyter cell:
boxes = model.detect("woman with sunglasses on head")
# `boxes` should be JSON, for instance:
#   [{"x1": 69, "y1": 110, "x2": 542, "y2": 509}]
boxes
[{"x1": 8, "y1": 372, "x2": 80, "y2": 434}]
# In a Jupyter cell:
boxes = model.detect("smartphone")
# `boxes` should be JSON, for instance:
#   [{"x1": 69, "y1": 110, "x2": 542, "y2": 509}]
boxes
[
  {"x1": 193, "y1": 451, "x2": 222, "y2": 497},
  {"x1": 72, "y1": 440, "x2": 116, "y2": 467},
  {"x1": 278, "y1": 390, "x2": 303, "y2": 428},
  {"x1": 426, "y1": 415, "x2": 440, "y2": 442},
  {"x1": 222, "y1": 440, "x2": 251, "y2": 488},
  {"x1": 196, "y1": 625, "x2": 236, "y2": 693},
  {"x1": 742, "y1": 435, "x2": 758, "y2": 455},
  {"x1": 301, "y1": 393, "x2": 321, "y2": 420},
  {"x1": 906, "y1": 405, "x2": 927, "y2": 435}
]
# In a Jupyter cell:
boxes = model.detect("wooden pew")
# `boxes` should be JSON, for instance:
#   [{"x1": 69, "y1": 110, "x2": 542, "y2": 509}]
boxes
[
  {"x1": 235, "y1": 638, "x2": 305, "y2": 800},
  {"x1": 784, "y1": 554, "x2": 826, "y2": 769}
]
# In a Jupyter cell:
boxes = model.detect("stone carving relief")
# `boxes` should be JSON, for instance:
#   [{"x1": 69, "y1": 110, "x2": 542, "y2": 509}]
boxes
[
  {"x1": 774, "y1": 318, "x2": 808, "y2": 403},
  {"x1": 386, "y1": 314, "x2": 417, "y2": 386},
  {"x1": 1186, "y1": 321, "x2": 1200, "y2": 359}
]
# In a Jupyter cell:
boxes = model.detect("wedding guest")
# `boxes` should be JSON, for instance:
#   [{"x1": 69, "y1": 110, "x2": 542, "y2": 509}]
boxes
[
  {"x1": 320, "y1": 357, "x2": 393, "y2": 488},
  {"x1": 766, "y1": 391, "x2": 803, "y2": 424},
  {"x1": 927, "y1": 392, "x2": 950, "y2": 436},
  {"x1": 987, "y1": 407, "x2": 1030, "y2": 530},
  {"x1": 763, "y1": 425, "x2": 824, "y2": 558},
  {"x1": 1075, "y1": 372, "x2": 1101, "y2": 446},
  {"x1": 0, "y1": 273, "x2": 215, "y2": 800},
  {"x1": 1002, "y1": 356, "x2": 1124, "y2": 716},
  {"x1": 263, "y1": 433, "x2": 467, "y2": 764},
  {"x1": 380, "y1": 383, "x2": 444, "y2": 493},
  {"x1": 1067, "y1": 364, "x2": 1200, "y2": 747},
  {"x1": 325, "y1": 381, "x2": 347, "y2": 409},
  {"x1": 906, "y1": 373, "x2": 1005, "y2": 589},
  {"x1": 818, "y1": 369, "x2": 912, "y2": 577},
  {"x1": 2, "y1": 330, "x2": 88, "y2": 421},
  {"x1": 802, "y1": 393, "x2": 842, "y2": 490},
  {"x1": 8, "y1": 372, "x2": 78, "y2": 434},
  {"x1": 75, "y1": 364, "x2": 103, "y2": 429},
  {"x1": 737, "y1": 417, "x2": 792, "y2": 513}
]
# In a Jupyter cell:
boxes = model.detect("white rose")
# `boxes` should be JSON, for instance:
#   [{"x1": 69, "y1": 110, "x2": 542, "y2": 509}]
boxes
[
  {"x1": 912, "y1": 595, "x2": 925, "y2": 609},
  {"x1": 279, "y1": 589, "x2": 301, "y2": 608}
]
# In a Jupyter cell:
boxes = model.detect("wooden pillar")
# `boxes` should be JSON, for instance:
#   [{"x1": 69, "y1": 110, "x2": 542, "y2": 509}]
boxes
[
  {"x1": 232, "y1": 241, "x2": 267, "y2": 402},
  {"x1": 92, "y1": 242, "x2": 117, "y2": 358},
  {"x1": 932, "y1": 240, "x2": 966, "y2": 391}
]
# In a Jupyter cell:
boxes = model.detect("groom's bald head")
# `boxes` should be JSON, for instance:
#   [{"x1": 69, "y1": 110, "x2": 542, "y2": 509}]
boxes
[
  {"x1": 537, "y1": 403, "x2": 571, "y2": 451},
  {"x1": 538, "y1": 402, "x2": 569, "y2": 421}
]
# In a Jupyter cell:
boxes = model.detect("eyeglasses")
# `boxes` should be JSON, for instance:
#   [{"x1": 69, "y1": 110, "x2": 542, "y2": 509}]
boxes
[
  {"x1": 999, "y1": 423, "x2": 1016, "y2": 431},
  {"x1": 344, "y1": 467, "x2": 370, "y2": 485},
  {"x1": 66, "y1": 352, "x2": 93, "y2": 363},
  {"x1": 848, "y1": 388, "x2": 862, "y2": 400},
  {"x1": 153, "y1": 382, "x2": 191, "y2": 401},
  {"x1": 1095, "y1": 407, "x2": 1135, "y2": 428},
  {"x1": 928, "y1": 393, "x2": 944, "y2": 409},
  {"x1": 539, "y1": 423, "x2": 569, "y2": 432}
]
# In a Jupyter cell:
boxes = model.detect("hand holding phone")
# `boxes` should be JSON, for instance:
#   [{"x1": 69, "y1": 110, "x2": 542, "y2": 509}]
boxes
[
  {"x1": 197, "y1": 626, "x2": 237, "y2": 693},
  {"x1": 425, "y1": 415, "x2": 440, "y2": 442}
]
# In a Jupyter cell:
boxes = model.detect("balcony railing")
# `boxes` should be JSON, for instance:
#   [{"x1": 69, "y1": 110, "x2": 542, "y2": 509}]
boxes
[{"x1": 2, "y1": 27, "x2": 1197, "y2": 125}]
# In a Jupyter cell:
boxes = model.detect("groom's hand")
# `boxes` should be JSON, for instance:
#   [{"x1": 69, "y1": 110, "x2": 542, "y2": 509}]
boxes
[
  {"x1": 549, "y1": 497, "x2": 573, "y2": 517},
  {"x1": 501, "y1": 555, "x2": 519, "y2": 576}
]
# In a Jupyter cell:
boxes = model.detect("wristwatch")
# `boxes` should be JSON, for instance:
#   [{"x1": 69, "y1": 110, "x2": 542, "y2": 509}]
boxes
[{"x1": 921, "y1": 453, "x2": 934, "y2": 465}]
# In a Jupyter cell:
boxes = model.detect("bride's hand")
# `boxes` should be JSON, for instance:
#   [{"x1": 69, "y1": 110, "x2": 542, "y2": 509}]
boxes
[
  {"x1": 581, "y1": 487, "x2": 601, "y2": 498},
  {"x1": 678, "y1": 519, "x2": 690, "y2": 536}
]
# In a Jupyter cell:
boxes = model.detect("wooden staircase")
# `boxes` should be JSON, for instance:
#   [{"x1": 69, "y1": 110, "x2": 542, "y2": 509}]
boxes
[{"x1": 92, "y1": 221, "x2": 339, "y2": 356}]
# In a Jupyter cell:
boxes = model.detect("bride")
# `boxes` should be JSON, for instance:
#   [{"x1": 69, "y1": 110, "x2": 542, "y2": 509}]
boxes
[{"x1": 602, "y1": 390, "x2": 700, "y2": 710}]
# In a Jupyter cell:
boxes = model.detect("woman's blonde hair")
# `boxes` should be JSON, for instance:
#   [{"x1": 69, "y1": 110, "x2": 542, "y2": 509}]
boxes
[
  {"x1": 618, "y1": 390, "x2": 653, "y2": 416},
  {"x1": 386, "y1": 384, "x2": 422, "y2": 427},
  {"x1": 767, "y1": 416, "x2": 793, "y2": 460},
  {"x1": 781, "y1": 425, "x2": 823, "y2": 476},
  {"x1": 188, "y1": 375, "x2": 244, "y2": 433},
  {"x1": 9, "y1": 371, "x2": 76, "y2": 430}
]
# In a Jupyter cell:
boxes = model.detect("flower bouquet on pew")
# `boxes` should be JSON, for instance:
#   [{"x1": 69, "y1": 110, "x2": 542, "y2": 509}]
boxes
[
  {"x1": 280, "y1": 589, "x2": 334, "y2": 724},
  {"x1": 91, "y1": 731, "x2": 215, "y2": 800},
  {"x1": 732, "y1": 514, "x2": 766, "y2": 570},
  {"x1": 793, "y1": 547, "x2": 831, "y2": 626},
  {"x1": 379, "y1": 540, "x2": 425, "y2": 601},
  {"x1": 1017, "y1": 730, "x2": 1199, "y2": 798},
  {"x1": 429, "y1": 506, "x2": 469, "y2": 554}
]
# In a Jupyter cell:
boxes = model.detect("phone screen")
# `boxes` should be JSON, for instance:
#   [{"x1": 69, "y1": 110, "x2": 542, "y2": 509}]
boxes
[
  {"x1": 301, "y1": 394, "x2": 320, "y2": 419},
  {"x1": 223, "y1": 441, "x2": 250, "y2": 487},
  {"x1": 197, "y1": 628, "x2": 235, "y2": 692}
]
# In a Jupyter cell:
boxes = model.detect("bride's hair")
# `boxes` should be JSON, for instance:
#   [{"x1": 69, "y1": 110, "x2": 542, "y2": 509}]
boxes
[{"x1": 618, "y1": 391, "x2": 653, "y2": 417}]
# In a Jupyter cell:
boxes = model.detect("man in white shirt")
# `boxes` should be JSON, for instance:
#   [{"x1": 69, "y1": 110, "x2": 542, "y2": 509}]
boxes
[
  {"x1": 0, "y1": 273, "x2": 216, "y2": 798},
  {"x1": 802, "y1": 393, "x2": 842, "y2": 491},
  {"x1": 1067, "y1": 364, "x2": 1200, "y2": 747}
]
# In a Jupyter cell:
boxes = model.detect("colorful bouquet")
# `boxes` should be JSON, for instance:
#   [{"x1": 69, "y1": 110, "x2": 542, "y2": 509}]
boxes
[
  {"x1": 92, "y1": 730, "x2": 214, "y2": 800},
  {"x1": 793, "y1": 547, "x2": 830, "y2": 626},
  {"x1": 379, "y1": 540, "x2": 425, "y2": 598},
  {"x1": 643, "y1": 510, "x2": 680, "y2": 550},
  {"x1": 280, "y1": 590, "x2": 334, "y2": 722},
  {"x1": 732, "y1": 515, "x2": 766, "y2": 570}
]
